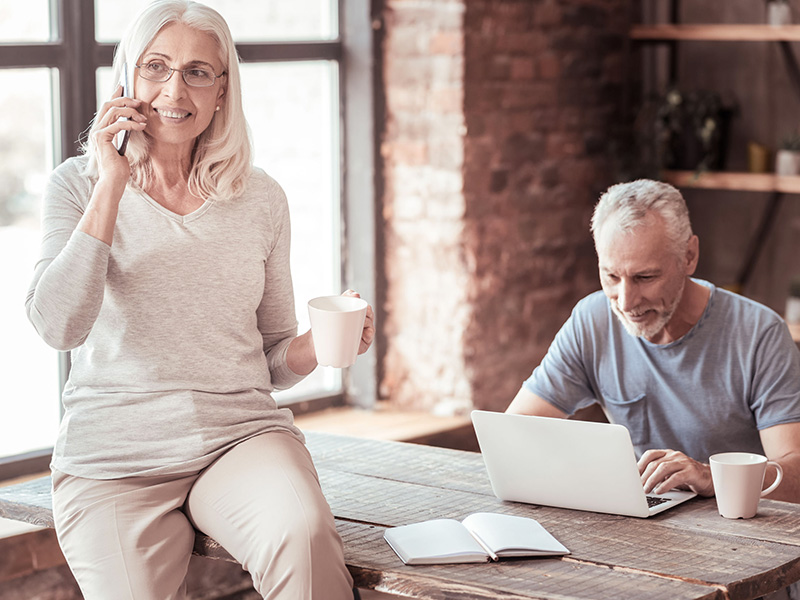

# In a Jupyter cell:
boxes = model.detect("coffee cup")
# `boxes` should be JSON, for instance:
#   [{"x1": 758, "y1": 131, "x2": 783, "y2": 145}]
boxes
[
  {"x1": 709, "y1": 452, "x2": 783, "y2": 519},
  {"x1": 307, "y1": 295, "x2": 368, "y2": 368}
]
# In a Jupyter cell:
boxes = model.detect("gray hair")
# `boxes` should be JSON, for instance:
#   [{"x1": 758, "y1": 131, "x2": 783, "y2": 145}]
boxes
[
  {"x1": 84, "y1": 0, "x2": 252, "y2": 200},
  {"x1": 590, "y1": 179, "x2": 693, "y2": 256}
]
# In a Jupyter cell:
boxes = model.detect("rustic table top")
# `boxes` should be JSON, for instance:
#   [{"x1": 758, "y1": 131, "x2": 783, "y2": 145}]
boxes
[
  {"x1": 3, "y1": 431, "x2": 800, "y2": 600},
  {"x1": 305, "y1": 432, "x2": 800, "y2": 600}
]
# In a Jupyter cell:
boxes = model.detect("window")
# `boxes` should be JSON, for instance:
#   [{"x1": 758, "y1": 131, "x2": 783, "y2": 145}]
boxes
[
  {"x1": 0, "y1": 68, "x2": 60, "y2": 461},
  {"x1": 96, "y1": 0, "x2": 337, "y2": 42},
  {"x1": 0, "y1": 1, "x2": 51, "y2": 43},
  {"x1": 0, "y1": 5, "x2": 61, "y2": 478},
  {"x1": 0, "y1": 0, "x2": 375, "y2": 479}
]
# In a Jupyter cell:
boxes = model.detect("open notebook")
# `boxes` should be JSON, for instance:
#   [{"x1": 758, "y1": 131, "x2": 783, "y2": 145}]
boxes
[
  {"x1": 471, "y1": 410, "x2": 696, "y2": 518},
  {"x1": 384, "y1": 512, "x2": 569, "y2": 565}
]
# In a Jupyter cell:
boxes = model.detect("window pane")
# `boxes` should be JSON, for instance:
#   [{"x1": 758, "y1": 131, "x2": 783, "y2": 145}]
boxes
[
  {"x1": 96, "y1": 68, "x2": 115, "y2": 106},
  {"x1": 0, "y1": 1, "x2": 52, "y2": 42},
  {"x1": 95, "y1": 0, "x2": 337, "y2": 42},
  {"x1": 0, "y1": 69, "x2": 59, "y2": 458},
  {"x1": 241, "y1": 61, "x2": 341, "y2": 402}
]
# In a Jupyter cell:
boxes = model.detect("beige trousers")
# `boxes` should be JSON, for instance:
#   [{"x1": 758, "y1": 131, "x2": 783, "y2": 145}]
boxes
[{"x1": 52, "y1": 431, "x2": 354, "y2": 600}]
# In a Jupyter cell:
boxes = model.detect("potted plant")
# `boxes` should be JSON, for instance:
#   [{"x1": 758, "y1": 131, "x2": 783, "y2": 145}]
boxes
[
  {"x1": 776, "y1": 133, "x2": 800, "y2": 176},
  {"x1": 654, "y1": 87, "x2": 733, "y2": 173}
]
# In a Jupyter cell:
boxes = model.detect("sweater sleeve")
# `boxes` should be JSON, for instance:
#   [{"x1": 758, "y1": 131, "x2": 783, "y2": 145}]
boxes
[
  {"x1": 25, "y1": 159, "x2": 111, "y2": 351},
  {"x1": 255, "y1": 175, "x2": 305, "y2": 390}
]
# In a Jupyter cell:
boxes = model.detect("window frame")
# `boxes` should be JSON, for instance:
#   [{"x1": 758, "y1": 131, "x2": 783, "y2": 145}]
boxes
[{"x1": 0, "y1": 0, "x2": 376, "y2": 481}]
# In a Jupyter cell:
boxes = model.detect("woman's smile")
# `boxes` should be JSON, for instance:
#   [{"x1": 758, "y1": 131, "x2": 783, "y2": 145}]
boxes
[{"x1": 153, "y1": 107, "x2": 192, "y2": 120}]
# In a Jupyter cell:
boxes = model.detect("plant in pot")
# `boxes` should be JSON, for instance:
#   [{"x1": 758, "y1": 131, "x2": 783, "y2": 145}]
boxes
[
  {"x1": 776, "y1": 133, "x2": 800, "y2": 176},
  {"x1": 654, "y1": 87, "x2": 733, "y2": 174}
]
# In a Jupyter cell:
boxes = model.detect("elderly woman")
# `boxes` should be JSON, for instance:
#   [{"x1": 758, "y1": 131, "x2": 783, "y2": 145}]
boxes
[{"x1": 25, "y1": 1, "x2": 372, "y2": 598}]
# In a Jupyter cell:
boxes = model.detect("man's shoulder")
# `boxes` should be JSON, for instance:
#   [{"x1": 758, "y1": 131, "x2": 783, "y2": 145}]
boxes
[
  {"x1": 709, "y1": 282, "x2": 784, "y2": 327},
  {"x1": 563, "y1": 290, "x2": 614, "y2": 338},
  {"x1": 693, "y1": 281, "x2": 794, "y2": 358},
  {"x1": 574, "y1": 289, "x2": 611, "y2": 315}
]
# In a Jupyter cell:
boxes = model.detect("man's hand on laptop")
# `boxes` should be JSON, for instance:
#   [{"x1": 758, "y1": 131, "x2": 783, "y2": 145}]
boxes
[{"x1": 638, "y1": 449, "x2": 715, "y2": 497}]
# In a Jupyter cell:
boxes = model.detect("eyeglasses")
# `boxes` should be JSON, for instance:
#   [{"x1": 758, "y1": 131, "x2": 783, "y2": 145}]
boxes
[{"x1": 135, "y1": 62, "x2": 226, "y2": 87}]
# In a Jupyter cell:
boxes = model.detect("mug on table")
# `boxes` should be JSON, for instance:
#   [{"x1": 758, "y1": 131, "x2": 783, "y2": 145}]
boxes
[{"x1": 709, "y1": 452, "x2": 783, "y2": 519}]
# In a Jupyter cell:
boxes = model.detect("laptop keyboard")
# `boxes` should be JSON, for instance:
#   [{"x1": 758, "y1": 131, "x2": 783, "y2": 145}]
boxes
[{"x1": 646, "y1": 496, "x2": 670, "y2": 508}]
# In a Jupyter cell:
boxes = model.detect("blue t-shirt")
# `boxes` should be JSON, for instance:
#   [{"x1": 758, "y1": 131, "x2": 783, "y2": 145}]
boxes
[{"x1": 523, "y1": 280, "x2": 800, "y2": 461}]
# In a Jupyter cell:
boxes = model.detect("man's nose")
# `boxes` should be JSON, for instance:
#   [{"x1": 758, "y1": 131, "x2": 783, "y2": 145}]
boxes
[{"x1": 617, "y1": 279, "x2": 640, "y2": 312}]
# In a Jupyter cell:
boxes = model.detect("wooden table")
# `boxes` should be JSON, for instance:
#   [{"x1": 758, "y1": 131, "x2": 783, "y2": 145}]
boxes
[
  {"x1": 3, "y1": 432, "x2": 800, "y2": 599},
  {"x1": 304, "y1": 432, "x2": 800, "y2": 600}
]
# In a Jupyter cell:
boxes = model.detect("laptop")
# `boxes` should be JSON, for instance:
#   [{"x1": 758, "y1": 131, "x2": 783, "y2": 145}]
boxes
[{"x1": 471, "y1": 410, "x2": 697, "y2": 518}]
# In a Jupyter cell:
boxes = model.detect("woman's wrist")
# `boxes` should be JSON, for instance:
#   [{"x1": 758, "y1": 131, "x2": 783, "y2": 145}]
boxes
[
  {"x1": 77, "y1": 179, "x2": 125, "y2": 246},
  {"x1": 287, "y1": 330, "x2": 318, "y2": 376}
]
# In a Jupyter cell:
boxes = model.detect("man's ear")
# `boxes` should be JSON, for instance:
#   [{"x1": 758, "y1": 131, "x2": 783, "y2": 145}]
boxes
[{"x1": 685, "y1": 234, "x2": 700, "y2": 275}]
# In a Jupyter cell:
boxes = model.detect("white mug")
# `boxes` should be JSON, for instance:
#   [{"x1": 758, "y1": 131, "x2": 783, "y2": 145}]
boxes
[
  {"x1": 710, "y1": 452, "x2": 783, "y2": 519},
  {"x1": 308, "y1": 295, "x2": 368, "y2": 368}
]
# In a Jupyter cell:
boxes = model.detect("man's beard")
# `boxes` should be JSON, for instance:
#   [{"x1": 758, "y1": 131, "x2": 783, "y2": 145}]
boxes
[{"x1": 610, "y1": 279, "x2": 685, "y2": 340}]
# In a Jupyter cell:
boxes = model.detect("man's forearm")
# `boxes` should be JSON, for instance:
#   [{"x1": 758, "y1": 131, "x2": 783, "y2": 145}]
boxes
[{"x1": 765, "y1": 452, "x2": 800, "y2": 504}]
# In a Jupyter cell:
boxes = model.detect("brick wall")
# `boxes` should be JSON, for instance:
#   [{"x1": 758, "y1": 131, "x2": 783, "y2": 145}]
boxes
[
  {"x1": 379, "y1": 0, "x2": 471, "y2": 412},
  {"x1": 379, "y1": 0, "x2": 632, "y2": 413},
  {"x1": 0, "y1": 526, "x2": 258, "y2": 599}
]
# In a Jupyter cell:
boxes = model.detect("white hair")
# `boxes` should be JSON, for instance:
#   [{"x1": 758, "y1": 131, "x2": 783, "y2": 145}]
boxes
[
  {"x1": 591, "y1": 179, "x2": 693, "y2": 257},
  {"x1": 83, "y1": 0, "x2": 252, "y2": 200}
]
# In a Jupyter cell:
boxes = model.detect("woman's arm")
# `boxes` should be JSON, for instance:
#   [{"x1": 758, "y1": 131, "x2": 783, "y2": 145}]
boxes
[
  {"x1": 25, "y1": 163, "x2": 111, "y2": 350},
  {"x1": 77, "y1": 89, "x2": 146, "y2": 245},
  {"x1": 25, "y1": 89, "x2": 147, "y2": 350},
  {"x1": 257, "y1": 179, "x2": 375, "y2": 387}
]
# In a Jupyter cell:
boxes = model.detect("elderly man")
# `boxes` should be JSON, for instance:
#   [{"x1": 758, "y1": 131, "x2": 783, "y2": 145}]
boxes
[{"x1": 507, "y1": 179, "x2": 800, "y2": 504}]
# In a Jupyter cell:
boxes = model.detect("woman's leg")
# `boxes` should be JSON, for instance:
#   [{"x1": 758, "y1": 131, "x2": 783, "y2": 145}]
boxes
[
  {"x1": 185, "y1": 431, "x2": 354, "y2": 600},
  {"x1": 51, "y1": 469, "x2": 197, "y2": 600}
]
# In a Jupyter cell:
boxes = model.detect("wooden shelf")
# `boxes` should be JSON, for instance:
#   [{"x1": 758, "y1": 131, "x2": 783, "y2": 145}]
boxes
[
  {"x1": 631, "y1": 24, "x2": 800, "y2": 42},
  {"x1": 662, "y1": 171, "x2": 800, "y2": 194}
]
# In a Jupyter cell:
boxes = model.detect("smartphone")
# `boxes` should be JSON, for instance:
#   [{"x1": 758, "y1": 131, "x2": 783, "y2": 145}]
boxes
[{"x1": 114, "y1": 63, "x2": 132, "y2": 156}]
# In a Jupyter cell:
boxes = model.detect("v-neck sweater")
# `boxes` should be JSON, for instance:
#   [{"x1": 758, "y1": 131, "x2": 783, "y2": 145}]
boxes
[{"x1": 26, "y1": 156, "x2": 305, "y2": 478}]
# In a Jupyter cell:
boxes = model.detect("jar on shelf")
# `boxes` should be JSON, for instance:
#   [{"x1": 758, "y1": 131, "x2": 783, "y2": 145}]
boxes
[
  {"x1": 776, "y1": 134, "x2": 800, "y2": 176},
  {"x1": 787, "y1": 278, "x2": 800, "y2": 324},
  {"x1": 768, "y1": 0, "x2": 792, "y2": 26}
]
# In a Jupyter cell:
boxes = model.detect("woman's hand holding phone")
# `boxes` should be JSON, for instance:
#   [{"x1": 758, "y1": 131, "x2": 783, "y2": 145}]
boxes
[
  {"x1": 79, "y1": 82, "x2": 148, "y2": 246},
  {"x1": 92, "y1": 84, "x2": 147, "y2": 189},
  {"x1": 114, "y1": 64, "x2": 133, "y2": 156}
]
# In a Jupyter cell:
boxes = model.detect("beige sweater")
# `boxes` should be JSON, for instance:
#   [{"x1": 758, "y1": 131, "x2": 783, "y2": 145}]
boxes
[{"x1": 26, "y1": 156, "x2": 304, "y2": 479}]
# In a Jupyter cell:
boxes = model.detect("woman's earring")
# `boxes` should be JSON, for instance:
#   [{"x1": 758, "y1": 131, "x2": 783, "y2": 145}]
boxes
[{"x1": 215, "y1": 106, "x2": 220, "y2": 111}]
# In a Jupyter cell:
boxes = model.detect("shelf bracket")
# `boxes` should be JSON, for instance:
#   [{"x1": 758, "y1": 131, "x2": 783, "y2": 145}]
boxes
[
  {"x1": 778, "y1": 41, "x2": 800, "y2": 103},
  {"x1": 736, "y1": 191, "x2": 784, "y2": 290}
]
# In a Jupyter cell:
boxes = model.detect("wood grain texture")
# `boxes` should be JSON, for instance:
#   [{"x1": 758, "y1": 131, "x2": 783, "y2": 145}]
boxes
[
  {"x1": 630, "y1": 24, "x2": 800, "y2": 42},
  {"x1": 336, "y1": 520, "x2": 722, "y2": 600},
  {"x1": 0, "y1": 476, "x2": 54, "y2": 528},
  {"x1": 661, "y1": 171, "x2": 800, "y2": 194},
  {"x1": 2, "y1": 433, "x2": 800, "y2": 599}
]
